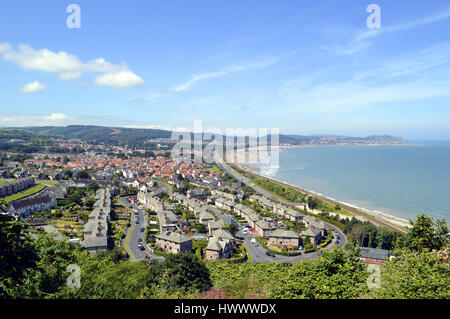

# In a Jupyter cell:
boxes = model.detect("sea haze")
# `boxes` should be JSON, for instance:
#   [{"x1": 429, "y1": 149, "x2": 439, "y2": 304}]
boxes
[{"x1": 260, "y1": 142, "x2": 450, "y2": 223}]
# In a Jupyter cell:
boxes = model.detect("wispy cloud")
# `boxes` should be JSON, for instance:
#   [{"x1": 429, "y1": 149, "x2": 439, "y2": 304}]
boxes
[
  {"x1": 133, "y1": 57, "x2": 278, "y2": 102},
  {"x1": 326, "y1": 7, "x2": 450, "y2": 55}
]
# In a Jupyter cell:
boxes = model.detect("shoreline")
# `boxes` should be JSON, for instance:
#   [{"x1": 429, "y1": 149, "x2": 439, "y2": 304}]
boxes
[{"x1": 236, "y1": 163, "x2": 411, "y2": 233}]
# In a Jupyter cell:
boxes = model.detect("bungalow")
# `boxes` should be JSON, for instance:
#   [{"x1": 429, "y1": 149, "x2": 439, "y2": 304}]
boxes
[
  {"x1": 358, "y1": 247, "x2": 390, "y2": 265},
  {"x1": 155, "y1": 231, "x2": 192, "y2": 254},
  {"x1": 268, "y1": 229, "x2": 300, "y2": 248}
]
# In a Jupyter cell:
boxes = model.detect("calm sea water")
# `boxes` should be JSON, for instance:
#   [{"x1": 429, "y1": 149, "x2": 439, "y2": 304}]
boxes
[{"x1": 259, "y1": 142, "x2": 450, "y2": 223}]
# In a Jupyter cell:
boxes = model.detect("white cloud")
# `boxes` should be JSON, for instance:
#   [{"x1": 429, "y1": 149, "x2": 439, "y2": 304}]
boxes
[
  {"x1": 45, "y1": 113, "x2": 68, "y2": 121},
  {"x1": 17, "y1": 81, "x2": 46, "y2": 94},
  {"x1": 0, "y1": 42, "x2": 12, "y2": 53},
  {"x1": 94, "y1": 70, "x2": 144, "y2": 88},
  {"x1": 0, "y1": 43, "x2": 143, "y2": 89}
]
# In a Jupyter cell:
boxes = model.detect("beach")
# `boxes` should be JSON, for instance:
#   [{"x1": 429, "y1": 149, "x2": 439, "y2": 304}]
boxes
[{"x1": 236, "y1": 162, "x2": 411, "y2": 234}]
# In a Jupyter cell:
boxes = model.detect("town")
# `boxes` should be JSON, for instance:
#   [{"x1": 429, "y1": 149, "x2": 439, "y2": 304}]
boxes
[{"x1": 0, "y1": 137, "x2": 389, "y2": 266}]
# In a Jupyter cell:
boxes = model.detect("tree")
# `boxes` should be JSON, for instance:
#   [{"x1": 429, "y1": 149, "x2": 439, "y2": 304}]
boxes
[
  {"x1": 404, "y1": 214, "x2": 449, "y2": 252},
  {"x1": 371, "y1": 249, "x2": 450, "y2": 299},
  {"x1": 84, "y1": 198, "x2": 96, "y2": 208},
  {"x1": 76, "y1": 170, "x2": 89, "y2": 179},
  {"x1": 228, "y1": 223, "x2": 239, "y2": 237},
  {"x1": 154, "y1": 253, "x2": 212, "y2": 294}
]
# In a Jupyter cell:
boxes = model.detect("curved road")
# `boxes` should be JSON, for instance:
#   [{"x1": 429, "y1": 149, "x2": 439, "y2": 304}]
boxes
[
  {"x1": 119, "y1": 197, "x2": 163, "y2": 261},
  {"x1": 214, "y1": 161, "x2": 348, "y2": 263}
]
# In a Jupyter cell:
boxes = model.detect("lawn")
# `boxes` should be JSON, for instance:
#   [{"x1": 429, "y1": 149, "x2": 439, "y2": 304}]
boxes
[
  {"x1": 37, "y1": 180, "x2": 59, "y2": 185},
  {"x1": 0, "y1": 179, "x2": 14, "y2": 184},
  {"x1": 3, "y1": 184, "x2": 46, "y2": 203}
]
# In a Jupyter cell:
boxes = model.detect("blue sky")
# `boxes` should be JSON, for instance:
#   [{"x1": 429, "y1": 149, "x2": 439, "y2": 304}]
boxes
[{"x1": 1, "y1": 0, "x2": 450, "y2": 139}]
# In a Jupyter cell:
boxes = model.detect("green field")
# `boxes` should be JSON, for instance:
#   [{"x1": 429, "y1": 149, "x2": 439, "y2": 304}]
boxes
[
  {"x1": 0, "y1": 179, "x2": 14, "y2": 184},
  {"x1": 37, "y1": 180, "x2": 59, "y2": 185},
  {"x1": 3, "y1": 184, "x2": 47, "y2": 203}
]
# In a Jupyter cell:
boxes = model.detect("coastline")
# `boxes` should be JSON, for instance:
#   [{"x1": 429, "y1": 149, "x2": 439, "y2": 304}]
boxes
[{"x1": 236, "y1": 163, "x2": 411, "y2": 233}]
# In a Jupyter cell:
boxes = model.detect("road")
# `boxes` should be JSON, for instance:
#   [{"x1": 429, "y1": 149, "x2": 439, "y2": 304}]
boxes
[
  {"x1": 210, "y1": 204, "x2": 346, "y2": 263},
  {"x1": 213, "y1": 161, "x2": 348, "y2": 263},
  {"x1": 119, "y1": 197, "x2": 164, "y2": 261}
]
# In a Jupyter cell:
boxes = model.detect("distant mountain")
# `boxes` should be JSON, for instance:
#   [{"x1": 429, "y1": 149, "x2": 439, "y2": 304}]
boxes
[
  {"x1": 276, "y1": 134, "x2": 406, "y2": 145},
  {"x1": 19, "y1": 125, "x2": 172, "y2": 145},
  {"x1": 0, "y1": 125, "x2": 406, "y2": 147}
]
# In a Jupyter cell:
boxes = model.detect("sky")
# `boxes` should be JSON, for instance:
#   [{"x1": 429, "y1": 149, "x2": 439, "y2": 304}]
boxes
[{"x1": 0, "y1": 0, "x2": 450, "y2": 140}]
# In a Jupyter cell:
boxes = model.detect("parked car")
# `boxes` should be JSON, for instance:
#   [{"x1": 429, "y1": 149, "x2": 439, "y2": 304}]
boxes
[
  {"x1": 138, "y1": 244, "x2": 145, "y2": 251},
  {"x1": 135, "y1": 220, "x2": 139, "y2": 224},
  {"x1": 337, "y1": 236, "x2": 341, "y2": 240},
  {"x1": 265, "y1": 252, "x2": 276, "y2": 257},
  {"x1": 137, "y1": 238, "x2": 142, "y2": 242},
  {"x1": 330, "y1": 227, "x2": 335, "y2": 231},
  {"x1": 335, "y1": 240, "x2": 339, "y2": 244},
  {"x1": 140, "y1": 227, "x2": 145, "y2": 232}
]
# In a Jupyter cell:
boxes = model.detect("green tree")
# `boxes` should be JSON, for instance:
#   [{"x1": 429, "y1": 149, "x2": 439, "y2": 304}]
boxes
[
  {"x1": 228, "y1": 223, "x2": 239, "y2": 237},
  {"x1": 404, "y1": 214, "x2": 449, "y2": 251},
  {"x1": 371, "y1": 249, "x2": 450, "y2": 299},
  {"x1": 152, "y1": 253, "x2": 212, "y2": 294}
]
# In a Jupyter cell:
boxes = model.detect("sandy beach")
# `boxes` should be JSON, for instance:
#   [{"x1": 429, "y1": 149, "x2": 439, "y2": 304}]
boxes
[{"x1": 236, "y1": 163, "x2": 411, "y2": 234}]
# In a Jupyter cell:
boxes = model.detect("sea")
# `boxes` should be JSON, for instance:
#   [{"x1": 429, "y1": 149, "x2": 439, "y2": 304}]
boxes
[{"x1": 253, "y1": 141, "x2": 450, "y2": 224}]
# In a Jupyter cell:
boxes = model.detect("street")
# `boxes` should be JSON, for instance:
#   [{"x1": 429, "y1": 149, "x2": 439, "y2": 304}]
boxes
[{"x1": 119, "y1": 197, "x2": 163, "y2": 261}]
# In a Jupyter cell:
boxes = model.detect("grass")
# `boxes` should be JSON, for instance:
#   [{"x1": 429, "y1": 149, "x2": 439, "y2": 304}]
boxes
[
  {"x1": 3, "y1": 184, "x2": 46, "y2": 203},
  {"x1": 0, "y1": 178, "x2": 14, "y2": 184},
  {"x1": 37, "y1": 180, "x2": 59, "y2": 185}
]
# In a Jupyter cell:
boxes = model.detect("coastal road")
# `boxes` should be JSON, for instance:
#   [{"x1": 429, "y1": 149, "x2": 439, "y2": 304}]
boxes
[
  {"x1": 119, "y1": 197, "x2": 163, "y2": 261},
  {"x1": 219, "y1": 161, "x2": 407, "y2": 234}
]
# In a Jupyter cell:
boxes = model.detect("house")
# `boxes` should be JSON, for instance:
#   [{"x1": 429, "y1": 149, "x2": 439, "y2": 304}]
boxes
[
  {"x1": 205, "y1": 229, "x2": 235, "y2": 260},
  {"x1": 186, "y1": 188, "x2": 207, "y2": 200},
  {"x1": 282, "y1": 209, "x2": 305, "y2": 222},
  {"x1": 0, "y1": 177, "x2": 35, "y2": 197},
  {"x1": 82, "y1": 188, "x2": 112, "y2": 254},
  {"x1": 199, "y1": 210, "x2": 215, "y2": 225},
  {"x1": 301, "y1": 227, "x2": 323, "y2": 247},
  {"x1": 7, "y1": 192, "x2": 57, "y2": 217},
  {"x1": 358, "y1": 247, "x2": 390, "y2": 265},
  {"x1": 268, "y1": 229, "x2": 300, "y2": 248},
  {"x1": 208, "y1": 219, "x2": 226, "y2": 235},
  {"x1": 155, "y1": 231, "x2": 192, "y2": 254},
  {"x1": 214, "y1": 197, "x2": 234, "y2": 211},
  {"x1": 204, "y1": 237, "x2": 233, "y2": 260},
  {"x1": 254, "y1": 220, "x2": 277, "y2": 237},
  {"x1": 158, "y1": 210, "x2": 179, "y2": 232}
]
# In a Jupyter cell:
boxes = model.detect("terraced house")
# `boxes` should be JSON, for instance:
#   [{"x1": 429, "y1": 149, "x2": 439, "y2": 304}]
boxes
[
  {"x1": 82, "y1": 188, "x2": 112, "y2": 254},
  {"x1": 0, "y1": 177, "x2": 35, "y2": 197}
]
